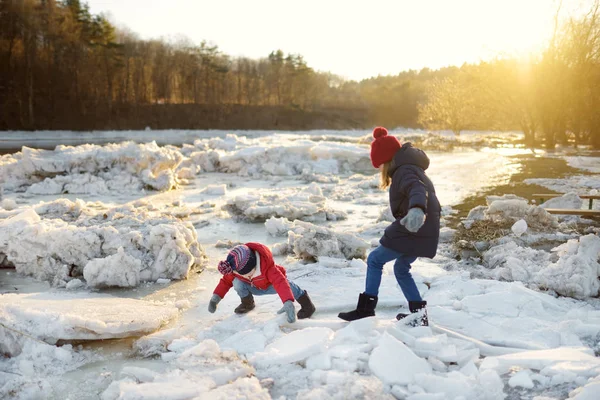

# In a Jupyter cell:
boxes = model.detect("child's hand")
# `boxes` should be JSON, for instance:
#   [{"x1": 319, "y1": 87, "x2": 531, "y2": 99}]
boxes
[
  {"x1": 400, "y1": 207, "x2": 425, "y2": 232},
  {"x1": 277, "y1": 300, "x2": 296, "y2": 323},
  {"x1": 400, "y1": 207, "x2": 425, "y2": 233},
  {"x1": 208, "y1": 294, "x2": 222, "y2": 313}
]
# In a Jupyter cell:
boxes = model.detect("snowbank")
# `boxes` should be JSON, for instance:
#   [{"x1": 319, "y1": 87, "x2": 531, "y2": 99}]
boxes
[
  {"x1": 0, "y1": 141, "x2": 183, "y2": 194},
  {"x1": 0, "y1": 340, "x2": 92, "y2": 398},
  {"x1": 428, "y1": 273, "x2": 600, "y2": 352},
  {"x1": 188, "y1": 134, "x2": 373, "y2": 177},
  {"x1": 526, "y1": 177, "x2": 600, "y2": 203},
  {"x1": 327, "y1": 177, "x2": 385, "y2": 206},
  {"x1": 456, "y1": 195, "x2": 600, "y2": 299},
  {"x1": 0, "y1": 293, "x2": 179, "y2": 345},
  {"x1": 1, "y1": 133, "x2": 599, "y2": 400},
  {"x1": 0, "y1": 199, "x2": 206, "y2": 288},
  {"x1": 369, "y1": 332, "x2": 432, "y2": 385},
  {"x1": 456, "y1": 195, "x2": 559, "y2": 252},
  {"x1": 536, "y1": 234, "x2": 600, "y2": 299},
  {"x1": 125, "y1": 267, "x2": 600, "y2": 400},
  {"x1": 265, "y1": 217, "x2": 370, "y2": 260},
  {"x1": 482, "y1": 195, "x2": 558, "y2": 230},
  {"x1": 102, "y1": 340, "x2": 269, "y2": 400},
  {"x1": 539, "y1": 192, "x2": 583, "y2": 210},
  {"x1": 224, "y1": 184, "x2": 347, "y2": 222},
  {"x1": 480, "y1": 346, "x2": 600, "y2": 377},
  {"x1": 252, "y1": 327, "x2": 334, "y2": 365},
  {"x1": 565, "y1": 156, "x2": 600, "y2": 173},
  {"x1": 155, "y1": 309, "x2": 515, "y2": 399},
  {"x1": 1, "y1": 128, "x2": 522, "y2": 152},
  {"x1": 570, "y1": 375, "x2": 600, "y2": 399}
]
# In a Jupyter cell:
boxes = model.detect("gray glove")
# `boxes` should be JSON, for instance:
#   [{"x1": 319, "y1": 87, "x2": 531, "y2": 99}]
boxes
[
  {"x1": 277, "y1": 300, "x2": 296, "y2": 323},
  {"x1": 208, "y1": 294, "x2": 222, "y2": 313},
  {"x1": 400, "y1": 207, "x2": 426, "y2": 233}
]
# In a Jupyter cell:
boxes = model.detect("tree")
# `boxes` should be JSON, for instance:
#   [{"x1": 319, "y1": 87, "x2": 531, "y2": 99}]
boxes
[
  {"x1": 471, "y1": 60, "x2": 540, "y2": 146},
  {"x1": 417, "y1": 76, "x2": 478, "y2": 135}
]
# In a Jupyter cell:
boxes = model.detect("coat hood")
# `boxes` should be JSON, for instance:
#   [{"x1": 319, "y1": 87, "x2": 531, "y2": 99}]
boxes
[{"x1": 389, "y1": 143, "x2": 430, "y2": 176}]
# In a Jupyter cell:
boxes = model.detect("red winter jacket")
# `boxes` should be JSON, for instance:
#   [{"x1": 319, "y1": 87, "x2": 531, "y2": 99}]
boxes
[{"x1": 213, "y1": 242, "x2": 295, "y2": 303}]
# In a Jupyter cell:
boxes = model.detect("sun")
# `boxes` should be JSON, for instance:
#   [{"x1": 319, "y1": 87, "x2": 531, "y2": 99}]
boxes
[{"x1": 485, "y1": 0, "x2": 556, "y2": 58}]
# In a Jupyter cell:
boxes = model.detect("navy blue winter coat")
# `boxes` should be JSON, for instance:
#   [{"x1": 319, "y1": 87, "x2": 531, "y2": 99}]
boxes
[{"x1": 379, "y1": 143, "x2": 441, "y2": 258}]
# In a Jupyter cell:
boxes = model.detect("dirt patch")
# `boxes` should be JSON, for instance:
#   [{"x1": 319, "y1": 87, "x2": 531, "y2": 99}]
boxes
[{"x1": 446, "y1": 154, "x2": 591, "y2": 228}]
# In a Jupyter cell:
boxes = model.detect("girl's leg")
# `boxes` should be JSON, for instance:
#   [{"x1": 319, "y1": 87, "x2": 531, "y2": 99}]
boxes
[
  {"x1": 289, "y1": 280, "x2": 316, "y2": 319},
  {"x1": 232, "y1": 277, "x2": 253, "y2": 298},
  {"x1": 287, "y1": 280, "x2": 307, "y2": 300},
  {"x1": 393, "y1": 254, "x2": 421, "y2": 301},
  {"x1": 234, "y1": 278, "x2": 305, "y2": 299},
  {"x1": 231, "y1": 278, "x2": 256, "y2": 314},
  {"x1": 365, "y1": 245, "x2": 403, "y2": 296}
]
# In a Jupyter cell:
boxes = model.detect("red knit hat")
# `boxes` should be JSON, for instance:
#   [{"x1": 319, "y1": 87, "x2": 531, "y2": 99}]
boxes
[{"x1": 370, "y1": 127, "x2": 402, "y2": 168}]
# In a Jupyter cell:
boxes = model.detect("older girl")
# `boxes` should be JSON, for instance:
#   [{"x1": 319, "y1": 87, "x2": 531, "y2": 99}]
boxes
[{"x1": 338, "y1": 127, "x2": 441, "y2": 325}]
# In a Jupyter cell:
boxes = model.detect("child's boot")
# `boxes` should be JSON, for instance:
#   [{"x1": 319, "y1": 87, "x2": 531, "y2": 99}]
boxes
[
  {"x1": 338, "y1": 293, "x2": 377, "y2": 321},
  {"x1": 297, "y1": 291, "x2": 316, "y2": 319},
  {"x1": 396, "y1": 300, "x2": 428, "y2": 326},
  {"x1": 234, "y1": 294, "x2": 255, "y2": 314}
]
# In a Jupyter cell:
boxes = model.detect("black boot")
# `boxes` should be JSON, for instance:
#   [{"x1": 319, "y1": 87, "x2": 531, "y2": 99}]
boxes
[
  {"x1": 396, "y1": 300, "x2": 428, "y2": 326},
  {"x1": 338, "y1": 293, "x2": 378, "y2": 321},
  {"x1": 297, "y1": 291, "x2": 316, "y2": 319},
  {"x1": 234, "y1": 294, "x2": 255, "y2": 314}
]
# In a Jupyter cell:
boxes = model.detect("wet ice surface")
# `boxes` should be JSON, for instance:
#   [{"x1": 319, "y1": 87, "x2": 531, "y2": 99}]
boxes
[{"x1": 1, "y1": 131, "x2": 599, "y2": 399}]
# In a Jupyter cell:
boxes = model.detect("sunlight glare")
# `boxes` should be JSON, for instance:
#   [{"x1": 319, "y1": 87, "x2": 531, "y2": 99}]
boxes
[{"x1": 87, "y1": 0, "x2": 559, "y2": 80}]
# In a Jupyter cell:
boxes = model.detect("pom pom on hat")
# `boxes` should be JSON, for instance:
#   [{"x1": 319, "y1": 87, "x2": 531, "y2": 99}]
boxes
[
  {"x1": 370, "y1": 126, "x2": 401, "y2": 168},
  {"x1": 218, "y1": 260, "x2": 233, "y2": 275},
  {"x1": 373, "y1": 126, "x2": 388, "y2": 139}
]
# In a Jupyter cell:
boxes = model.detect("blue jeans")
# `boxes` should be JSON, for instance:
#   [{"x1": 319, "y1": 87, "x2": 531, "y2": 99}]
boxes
[
  {"x1": 232, "y1": 277, "x2": 306, "y2": 300},
  {"x1": 365, "y1": 245, "x2": 422, "y2": 301}
]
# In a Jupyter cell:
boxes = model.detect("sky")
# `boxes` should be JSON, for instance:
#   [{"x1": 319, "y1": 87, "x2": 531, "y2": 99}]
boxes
[{"x1": 86, "y1": 0, "x2": 571, "y2": 81}]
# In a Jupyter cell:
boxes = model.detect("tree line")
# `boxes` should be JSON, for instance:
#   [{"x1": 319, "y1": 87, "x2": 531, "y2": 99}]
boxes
[
  {"x1": 418, "y1": 1, "x2": 600, "y2": 149},
  {"x1": 1, "y1": 0, "x2": 599, "y2": 148},
  {"x1": 0, "y1": 0, "x2": 365, "y2": 130}
]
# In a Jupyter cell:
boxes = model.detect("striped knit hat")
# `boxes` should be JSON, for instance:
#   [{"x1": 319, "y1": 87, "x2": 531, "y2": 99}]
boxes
[{"x1": 217, "y1": 245, "x2": 257, "y2": 275}]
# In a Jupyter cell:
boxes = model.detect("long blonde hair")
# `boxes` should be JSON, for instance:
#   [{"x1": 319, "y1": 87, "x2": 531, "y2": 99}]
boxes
[{"x1": 379, "y1": 161, "x2": 392, "y2": 189}]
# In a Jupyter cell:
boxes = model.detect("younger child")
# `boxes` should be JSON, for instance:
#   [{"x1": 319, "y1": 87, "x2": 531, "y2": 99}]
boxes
[{"x1": 208, "y1": 242, "x2": 316, "y2": 323}]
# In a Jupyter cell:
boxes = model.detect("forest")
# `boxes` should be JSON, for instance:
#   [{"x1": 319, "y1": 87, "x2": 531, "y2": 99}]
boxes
[{"x1": 2, "y1": 0, "x2": 600, "y2": 148}]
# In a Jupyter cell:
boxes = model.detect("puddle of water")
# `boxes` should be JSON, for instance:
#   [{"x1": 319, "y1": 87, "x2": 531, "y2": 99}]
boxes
[
  {"x1": 0, "y1": 269, "x2": 50, "y2": 294},
  {"x1": 445, "y1": 154, "x2": 585, "y2": 226}
]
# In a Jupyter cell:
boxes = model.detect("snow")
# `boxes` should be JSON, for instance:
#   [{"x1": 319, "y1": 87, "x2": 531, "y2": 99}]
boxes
[
  {"x1": 0, "y1": 292, "x2": 179, "y2": 344},
  {"x1": 190, "y1": 134, "x2": 373, "y2": 177},
  {"x1": 480, "y1": 347, "x2": 600, "y2": 376},
  {"x1": 508, "y1": 369, "x2": 535, "y2": 389},
  {"x1": 565, "y1": 156, "x2": 600, "y2": 173},
  {"x1": 511, "y1": 219, "x2": 528, "y2": 237},
  {"x1": 0, "y1": 142, "x2": 183, "y2": 194},
  {"x1": 0, "y1": 199, "x2": 206, "y2": 288},
  {"x1": 478, "y1": 234, "x2": 600, "y2": 299},
  {"x1": 252, "y1": 327, "x2": 334, "y2": 365},
  {"x1": 224, "y1": 185, "x2": 347, "y2": 222},
  {"x1": 485, "y1": 196, "x2": 558, "y2": 231},
  {"x1": 536, "y1": 234, "x2": 600, "y2": 299},
  {"x1": 201, "y1": 184, "x2": 226, "y2": 195},
  {"x1": 1, "y1": 129, "x2": 599, "y2": 400},
  {"x1": 369, "y1": 332, "x2": 432, "y2": 385},
  {"x1": 570, "y1": 375, "x2": 600, "y2": 399},
  {"x1": 265, "y1": 217, "x2": 370, "y2": 260},
  {"x1": 100, "y1": 339, "x2": 269, "y2": 400},
  {"x1": 0, "y1": 198, "x2": 17, "y2": 210},
  {"x1": 525, "y1": 176, "x2": 600, "y2": 203},
  {"x1": 83, "y1": 247, "x2": 143, "y2": 288},
  {"x1": 540, "y1": 192, "x2": 584, "y2": 210}
]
